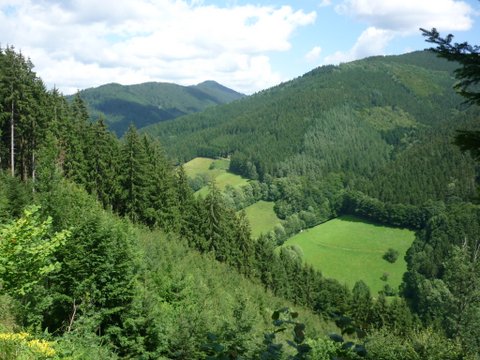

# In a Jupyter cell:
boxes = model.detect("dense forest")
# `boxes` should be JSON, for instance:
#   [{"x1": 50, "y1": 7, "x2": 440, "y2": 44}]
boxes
[
  {"x1": 0, "y1": 43, "x2": 479, "y2": 360},
  {"x1": 71, "y1": 80, "x2": 244, "y2": 136}
]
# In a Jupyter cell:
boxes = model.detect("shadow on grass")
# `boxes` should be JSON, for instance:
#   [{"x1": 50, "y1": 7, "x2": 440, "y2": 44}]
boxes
[{"x1": 338, "y1": 214, "x2": 399, "y2": 229}]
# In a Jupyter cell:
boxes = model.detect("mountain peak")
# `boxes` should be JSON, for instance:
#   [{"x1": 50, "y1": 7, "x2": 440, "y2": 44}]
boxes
[{"x1": 73, "y1": 80, "x2": 244, "y2": 136}]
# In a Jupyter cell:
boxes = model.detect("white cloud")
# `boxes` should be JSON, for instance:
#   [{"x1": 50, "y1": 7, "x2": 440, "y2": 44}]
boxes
[
  {"x1": 318, "y1": 0, "x2": 332, "y2": 7},
  {"x1": 324, "y1": 0, "x2": 474, "y2": 65},
  {"x1": 324, "y1": 27, "x2": 394, "y2": 64},
  {"x1": 305, "y1": 46, "x2": 322, "y2": 62},
  {"x1": 335, "y1": 0, "x2": 473, "y2": 33},
  {"x1": 0, "y1": 1, "x2": 316, "y2": 94}
]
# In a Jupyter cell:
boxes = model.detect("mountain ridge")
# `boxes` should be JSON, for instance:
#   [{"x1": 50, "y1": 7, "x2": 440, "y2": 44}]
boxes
[{"x1": 71, "y1": 79, "x2": 245, "y2": 136}]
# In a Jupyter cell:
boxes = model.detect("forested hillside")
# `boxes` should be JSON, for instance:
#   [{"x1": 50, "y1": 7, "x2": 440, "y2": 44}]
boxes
[
  {"x1": 71, "y1": 80, "x2": 244, "y2": 136},
  {"x1": 1, "y1": 44, "x2": 480, "y2": 359},
  {"x1": 144, "y1": 51, "x2": 478, "y2": 206}
]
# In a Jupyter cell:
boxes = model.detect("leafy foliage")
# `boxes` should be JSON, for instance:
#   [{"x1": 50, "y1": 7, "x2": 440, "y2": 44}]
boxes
[
  {"x1": 0, "y1": 205, "x2": 69, "y2": 296},
  {"x1": 382, "y1": 248, "x2": 399, "y2": 263}
]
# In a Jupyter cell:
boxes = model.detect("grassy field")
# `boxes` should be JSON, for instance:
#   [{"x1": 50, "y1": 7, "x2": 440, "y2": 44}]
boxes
[
  {"x1": 183, "y1": 157, "x2": 250, "y2": 197},
  {"x1": 183, "y1": 157, "x2": 229, "y2": 177},
  {"x1": 243, "y1": 201, "x2": 281, "y2": 238},
  {"x1": 283, "y1": 215, "x2": 414, "y2": 295}
]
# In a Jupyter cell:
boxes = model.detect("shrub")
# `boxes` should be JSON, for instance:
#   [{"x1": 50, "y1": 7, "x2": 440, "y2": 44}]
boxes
[{"x1": 383, "y1": 248, "x2": 399, "y2": 263}]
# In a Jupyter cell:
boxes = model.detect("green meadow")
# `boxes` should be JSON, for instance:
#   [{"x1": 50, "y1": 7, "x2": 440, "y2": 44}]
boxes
[
  {"x1": 283, "y1": 216, "x2": 415, "y2": 295},
  {"x1": 243, "y1": 201, "x2": 281, "y2": 238},
  {"x1": 183, "y1": 157, "x2": 229, "y2": 176},
  {"x1": 183, "y1": 157, "x2": 250, "y2": 197}
]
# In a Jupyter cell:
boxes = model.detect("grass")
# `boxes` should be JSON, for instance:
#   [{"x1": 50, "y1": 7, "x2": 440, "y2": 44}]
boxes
[
  {"x1": 243, "y1": 201, "x2": 281, "y2": 238},
  {"x1": 183, "y1": 157, "x2": 229, "y2": 177},
  {"x1": 283, "y1": 215, "x2": 414, "y2": 295},
  {"x1": 183, "y1": 157, "x2": 250, "y2": 197}
]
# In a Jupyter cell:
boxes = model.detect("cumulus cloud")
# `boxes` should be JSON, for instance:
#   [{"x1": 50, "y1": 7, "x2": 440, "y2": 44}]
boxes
[
  {"x1": 324, "y1": 27, "x2": 394, "y2": 64},
  {"x1": 324, "y1": 0, "x2": 474, "y2": 65},
  {"x1": 305, "y1": 46, "x2": 322, "y2": 62},
  {"x1": 335, "y1": 0, "x2": 473, "y2": 33},
  {"x1": 318, "y1": 0, "x2": 332, "y2": 7},
  {"x1": 0, "y1": 0, "x2": 316, "y2": 94}
]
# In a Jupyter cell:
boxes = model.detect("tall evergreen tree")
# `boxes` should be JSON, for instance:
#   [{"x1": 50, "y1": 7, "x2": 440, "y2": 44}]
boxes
[
  {"x1": 119, "y1": 124, "x2": 149, "y2": 223},
  {"x1": 84, "y1": 118, "x2": 122, "y2": 209},
  {"x1": 350, "y1": 280, "x2": 373, "y2": 330},
  {"x1": 142, "y1": 135, "x2": 179, "y2": 231},
  {"x1": 61, "y1": 93, "x2": 90, "y2": 184},
  {"x1": 204, "y1": 183, "x2": 233, "y2": 261},
  {"x1": 0, "y1": 46, "x2": 40, "y2": 179}
]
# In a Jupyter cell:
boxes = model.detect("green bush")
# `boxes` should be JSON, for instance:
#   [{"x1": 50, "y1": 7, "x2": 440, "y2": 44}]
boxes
[{"x1": 383, "y1": 248, "x2": 399, "y2": 263}]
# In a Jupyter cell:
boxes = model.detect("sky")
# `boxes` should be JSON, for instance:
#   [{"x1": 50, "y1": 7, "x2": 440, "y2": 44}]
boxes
[{"x1": 0, "y1": 0, "x2": 478, "y2": 95}]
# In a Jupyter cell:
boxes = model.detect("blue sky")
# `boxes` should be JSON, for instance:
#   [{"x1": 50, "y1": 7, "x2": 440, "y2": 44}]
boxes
[{"x1": 0, "y1": 0, "x2": 478, "y2": 94}]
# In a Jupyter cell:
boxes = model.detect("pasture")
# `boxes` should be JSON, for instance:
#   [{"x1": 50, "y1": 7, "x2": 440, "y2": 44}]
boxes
[
  {"x1": 243, "y1": 201, "x2": 281, "y2": 238},
  {"x1": 183, "y1": 157, "x2": 249, "y2": 197},
  {"x1": 283, "y1": 215, "x2": 415, "y2": 295}
]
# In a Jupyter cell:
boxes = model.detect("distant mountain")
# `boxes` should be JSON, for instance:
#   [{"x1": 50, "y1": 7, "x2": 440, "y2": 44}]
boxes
[{"x1": 71, "y1": 80, "x2": 245, "y2": 136}]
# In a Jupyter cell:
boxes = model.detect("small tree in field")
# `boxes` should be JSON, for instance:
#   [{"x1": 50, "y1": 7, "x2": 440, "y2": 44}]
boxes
[{"x1": 383, "y1": 248, "x2": 399, "y2": 263}]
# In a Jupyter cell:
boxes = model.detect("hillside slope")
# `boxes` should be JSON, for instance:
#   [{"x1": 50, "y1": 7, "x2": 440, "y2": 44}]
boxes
[
  {"x1": 72, "y1": 80, "x2": 244, "y2": 135},
  {"x1": 143, "y1": 51, "x2": 479, "y2": 205}
]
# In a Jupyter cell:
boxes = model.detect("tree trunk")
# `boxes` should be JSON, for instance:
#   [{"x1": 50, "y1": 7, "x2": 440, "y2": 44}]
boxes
[
  {"x1": 31, "y1": 117, "x2": 36, "y2": 190},
  {"x1": 10, "y1": 99, "x2": 14, "y2": 177},
  {"x1": 31, "y1": 146, "x2": 36, "y2": 191}
]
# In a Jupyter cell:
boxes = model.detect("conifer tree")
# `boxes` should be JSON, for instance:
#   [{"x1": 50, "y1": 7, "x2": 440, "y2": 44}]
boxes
[
  {"x1": 0, "y1": 46, "x2": 39, "y2": 178},
  {"x1": 231, "y1": 210, "x2": 255, "y2": 277},
  {"x1": 350, "y1": 280, "x2": 373, "y2": 330},
  {"x1": 204, "y1": 183, "x2": 233, "y2": 261},
  {"x1": 120, "y1": 124, "x2": 149, "y2": 223},
  {"x1": 62, "y1": 93, "x2": 90, "y2": 184},
  {"x1": 175, "y1": 165, "x2": 197, "y2": 238},
  {"x1": 84, "y1": 118, "x2": 122, "y2": 209},
  {"x1": 142, "y1": 135, "x2": 179, "y2": 231}
]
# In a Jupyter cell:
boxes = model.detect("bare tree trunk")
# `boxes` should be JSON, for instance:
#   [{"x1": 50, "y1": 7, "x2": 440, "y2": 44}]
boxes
[
  {"x1": 10, "y1": 99, "x2": 14, "y2": 177},
  {"x1": 67, "y1": 298, "x2": 78, "y2": 332},
  {"x1": 31, "y1": 147, "x2": 36, "y2": 191},
  {"x1": 31, "y1": 117, "x2": 36, "y2": 191}
]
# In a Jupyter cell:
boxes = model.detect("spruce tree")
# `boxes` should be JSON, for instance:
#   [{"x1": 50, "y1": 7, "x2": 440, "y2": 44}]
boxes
[
  {"x1": 120, "y1": 124, "x2": 149, "y2": 223},
  {"x1": 84, "y1": 118, "x2": 122, "y2": 209}
]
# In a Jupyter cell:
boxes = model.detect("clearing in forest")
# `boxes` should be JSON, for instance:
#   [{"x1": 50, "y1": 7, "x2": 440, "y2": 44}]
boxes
[
  {"x1": 183, "y1": 157, "x2": 250, "y2": 197},
  {"x1": 243, "y1": 201, "x2": 281, "y2": 238},
  {"x1": 283, "y1": 215, "x2": 414, "y2": 295}
]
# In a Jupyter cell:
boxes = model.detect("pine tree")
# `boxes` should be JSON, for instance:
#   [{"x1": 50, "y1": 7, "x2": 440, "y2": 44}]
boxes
[
  {"x1": 204, "y1": 183, "x2": 233, "y2": 261},
  {"x1": 230, "y1": 210, "x2": 255, "y2": 277},
  {"x1": 62, "y1": 93, "x2": 90, "y2": 184},
  {"x1": 84, "y1": 118, "x2": 122, "y2": 209},
  {"x1": 119, "y1": 124, "x2": 149, "y2": 223},
  {"x1": 142, "y1": 135, "x2": 179, "y2": 231},
  {"x1": 175, "y1": 165, "x2": 197, "y2": 239},
  {"x1": 0, "y1": 46, "x2": 40, "y2": 179},
  {"x1": 350, "y1": 280, "x2": 373, "y2": 330}
]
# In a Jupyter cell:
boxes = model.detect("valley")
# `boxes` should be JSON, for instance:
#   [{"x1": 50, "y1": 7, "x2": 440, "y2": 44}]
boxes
[
  {"x1": 1, "y1": 45, "x2": 479, "y2": 359},
  {"x1": 181, "y1": 156, "x2": 414, "y2": 295}
]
